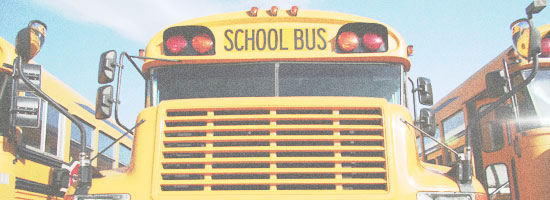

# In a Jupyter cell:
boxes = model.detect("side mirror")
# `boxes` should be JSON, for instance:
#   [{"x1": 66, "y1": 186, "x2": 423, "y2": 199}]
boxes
[
  {"x1": 14, "y1": 96, "x2": 41, "y2": 128},
  {"x1": 15, "y1": 20, "x2": 47, "y2": 63},
  {"x1": 98, "y1": 50, "x2": 117, "y2": 84},
  {"x1": 95, "y1": 85, "x2": 114, "y2": 119},
  {"x1": 511, "y1": 18, "x2": 541, "y2": 59},
  {"x1": 15, "y1": 63, "x2": 42, "y2": 92},
  {"x1": 417, "y1": 77, "x2": 433, "y2": 106},
  {"x1": 485, "y1": 70, "x2": 508, "y2": 98},
  {"x1": 418, "y1": 108, "x2": 436, "y2": 136}
]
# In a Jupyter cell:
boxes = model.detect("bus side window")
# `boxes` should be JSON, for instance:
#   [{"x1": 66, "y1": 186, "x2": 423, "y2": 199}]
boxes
[
  {"x1": 479, "y1": 104, "x2": 505, "y2": 152},
  {"x1": 485, "y1": 164, "x2": 511, "y2": 200},
  {"x1": 21, "y1": 100, "x2": 66, "y2": 159},
  {"x1": 69, "y1": 118, "x2": 94, "y2": 162},
  {"x1": 442, "y1": 111, "x2": 465, "y2": 165},
  {"x1": 119, "y1": 143, "x2": 131, "y2": 167},
  {"x1": 97, "y1": 131, "x2": 115, "y2": 170}
]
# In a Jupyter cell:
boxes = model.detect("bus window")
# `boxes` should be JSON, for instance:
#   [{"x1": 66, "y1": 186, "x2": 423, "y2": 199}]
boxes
[
  {"x1": 70, "y1": 118, "x2": 94, "y2": 161},
  {"x1": 152, "y1": 63, "x2": 403, "y2": 105},
  {"x1": 442, "y1": 110, "x2": 466, "y2": 145},
  {"x1": 479, "y1": 103, "x2": 505, "y2": 152},
  {"x1": 45, "y1": 102, "x2": 61, "y2": 155},
  {"x1": 118, "y1": 143, "x2": 131, "y2": 167},
  {"x1": 416, "y1": 136, "x2": 422, "y2": 157},
  {"x1": 486, "y1": 164, "x2": 511, "y2": 200},
  {"x1": 514, "y1": 69, "x2": 550, "y2": 131},
  {"x1": 21, "y1": 101, "x2": 65, "y2": 158},
  {"x1": 424, "y1": 124, "x2": 440, "y2": 154},
  {"x1": 97, "y1": 131, "x2": 115, "y2": 170}
]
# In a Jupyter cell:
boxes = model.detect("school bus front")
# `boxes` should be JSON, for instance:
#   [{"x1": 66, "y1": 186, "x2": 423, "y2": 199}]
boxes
[{"x1": 66, "y1": 7, "x2": 486, "y2": 199}]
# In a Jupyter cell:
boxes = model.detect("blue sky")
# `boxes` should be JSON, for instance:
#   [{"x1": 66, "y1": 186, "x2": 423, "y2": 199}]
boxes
[{"x1": 1, "y1": 0, "x2": 549, "y2": 126}]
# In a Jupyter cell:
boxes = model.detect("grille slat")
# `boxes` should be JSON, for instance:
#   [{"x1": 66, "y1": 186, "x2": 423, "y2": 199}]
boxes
[
  {"x1": 160, "y1": 178, "x2": 387, "y2": 185},
  {"x1": 162, "y1": 135, "x2": 385, "y2": 142},
  {"x1": 159, "y1": 168, "x2": 387, "y2": 174},
  {"x1": 163, "y1": 125, "x2": 384, "y2": 133},
  {"x1": 159, "y1": 146, "x2": 385, "y2": 153},
  {"x1": 158, "y1": 106, "x2": 387, "y2": 192}
]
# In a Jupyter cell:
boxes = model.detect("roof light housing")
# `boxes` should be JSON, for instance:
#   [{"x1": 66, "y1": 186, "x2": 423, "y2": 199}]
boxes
[
  {"x1": 335, "y1": 23, "x2": 388, "y2": 53},
  {"x1": 163, "y1": 26, "x2": 215, "y2": 56}
]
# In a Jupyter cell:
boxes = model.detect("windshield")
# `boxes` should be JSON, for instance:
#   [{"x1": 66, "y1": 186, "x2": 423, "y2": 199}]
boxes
[
  {"x1": 516, "y1": 69, "x2": 550, "y2": 128},
  {"x1": 151, "y1": 63, "x2": 402, "y2": 105}
]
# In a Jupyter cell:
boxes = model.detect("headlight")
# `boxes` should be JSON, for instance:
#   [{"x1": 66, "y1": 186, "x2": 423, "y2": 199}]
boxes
[
  {"x1": 417, "y1": 192, "x2": 473, "y2": 200},
  {"x1": 73, "y1": 194, "x2": 130, "y2": 200}
]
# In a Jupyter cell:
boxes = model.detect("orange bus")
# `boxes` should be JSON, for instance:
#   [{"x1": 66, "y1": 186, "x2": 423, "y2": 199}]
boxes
[
  {"x1": 420, "y1": 16, "x2": 549, "y2": 200},
  {"x1": 65, "y1": 6, "x2": 486, "y2": 199}
]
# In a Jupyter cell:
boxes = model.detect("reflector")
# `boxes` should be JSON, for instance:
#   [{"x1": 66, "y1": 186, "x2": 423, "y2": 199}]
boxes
[
  {"x1": 362, "y1": 33, "x2": 383, "y2": 51},
  {"x1": 541, "y1": 36, "x2": 550, "y2": 56},
  {"x1": 337, "y1": 32, "x2": 359, "y2": 52},
  {"x1": 192, "y1": 33, "x2": 213, "y2": 54},
  {"x1": 166, "y1": 35, "x2": 187, "y2": 55}
]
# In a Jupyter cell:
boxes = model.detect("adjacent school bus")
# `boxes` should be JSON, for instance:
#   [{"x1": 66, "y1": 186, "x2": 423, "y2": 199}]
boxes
[
  {"x1": 0, "y1": 34, "x2": 132, "y2": 198},
  {"x1": 66, "y1": 7, "x2": 487, "y2": 199},
  {"x1": 420, "y1": 24, "x2": 550, "y2": 199}
]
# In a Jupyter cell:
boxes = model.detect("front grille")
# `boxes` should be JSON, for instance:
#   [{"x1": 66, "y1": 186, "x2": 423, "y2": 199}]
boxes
[{"x1": 158, "y1": 105, "x2": 387, "y2": 192}]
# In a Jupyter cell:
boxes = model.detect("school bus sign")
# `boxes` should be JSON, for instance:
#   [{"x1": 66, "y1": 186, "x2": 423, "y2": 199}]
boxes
[{"x1": 223, "y1": 28, "x2": 328, "y2": 52}]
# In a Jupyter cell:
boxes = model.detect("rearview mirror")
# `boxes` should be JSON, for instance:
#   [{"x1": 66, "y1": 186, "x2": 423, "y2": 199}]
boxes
[
  {"x1": 417, "y1": 77, "x2": 433, "y2": 106},
  {"x1": 15, "y1": 20, "x2": 47, "y2": 63},
  {"x1": 418, "y1": 108, "x2": 436, "y2": 136},
  {"x1": 15, "y1": 63, "x2": 42, "y2": 92},
  {"x1": 511, "y1": 19, "x2": 541, "y2": 59},
  {"x1": 95, "y1": 85, "x2": 114, "y2": 119},
  {"x1": 98, "y1": 50, "x2": 117, "y2": 84},
  {"x1": 485, "y1": 70, "x2": 507, "y2": 98},
  {"x1": 14, "y1": 96, "x2": 41, "y2": 128}
]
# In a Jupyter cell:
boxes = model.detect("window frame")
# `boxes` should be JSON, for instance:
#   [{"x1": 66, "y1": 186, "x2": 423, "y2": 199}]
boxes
[
  {"x1": 21, "y1": 100, "x2": 66, "y2": 160},
  {"x1": 442, "y1": 110, "x2": 466, "y2": 144}
]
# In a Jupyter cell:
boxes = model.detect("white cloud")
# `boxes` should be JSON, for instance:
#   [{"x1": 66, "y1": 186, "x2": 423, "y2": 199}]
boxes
[{"x1": 34, "y1": 0, "x2": 312, "y2": 44}]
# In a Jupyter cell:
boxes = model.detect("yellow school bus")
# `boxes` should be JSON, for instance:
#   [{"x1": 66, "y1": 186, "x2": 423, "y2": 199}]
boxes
[
  {"x1": 67, "y1": 6, "x2": 487, "y2": 199},
  {"x1": 0, "y1": 33, "x2": 133, "y2": 199},
  {"x1": 420, "y1": 23, "x2": 550, "y2": 200}
]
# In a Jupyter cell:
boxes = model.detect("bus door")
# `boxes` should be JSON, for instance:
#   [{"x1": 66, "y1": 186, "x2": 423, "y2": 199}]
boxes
[{"x1": 476, "y1": 99, "x2": 517, "y2": 200}]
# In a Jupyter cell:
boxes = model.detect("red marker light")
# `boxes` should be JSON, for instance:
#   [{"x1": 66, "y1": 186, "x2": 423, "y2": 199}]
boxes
[
  {"x1": 271, "y1": 6, "x2": 278, "y2": 16},
  {"x1": 337, "y1": 31, "x2": 359, "y2": 52},
  {"x1": 250, "y1": 7, "x2": 258, "y2": 17},
  {"x1": 407, "y1": 45, "x2": 414, "y2": 56},
  {"x1": 165, "y1": 35, "x2": 187, "y2": 54},
  {"x1": 192, "y1": 33, "x2": 213, "y2": 54},
  {"x1": 362, "y1": 33, "x2": 383, "y2": 51},
  {"x1": 290, "y1": 6, "x2": 299, "y2": 16},
  {"x1": 541, "y1": 37, "x2": 550, "y2": 57}
]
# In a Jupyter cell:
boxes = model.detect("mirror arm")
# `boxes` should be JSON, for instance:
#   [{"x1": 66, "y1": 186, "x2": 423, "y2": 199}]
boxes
[
  {"x1": 11, "y1": 56, "x2": 92, "y2": 193},
  {"x1": 124, "y1": 54, "x2": 146, "y2": 80},
  {"x1": 489, "y1": 181, "x2": 510, "y2": 199},
  {"x1": 90, "y1": 119, "x2": 145, "y2": 162},
  {"x1": 112, "y1": 52, "x2": 132, "y2": 134},
  {"x1": 400, "y1": 118, "x2": 462, "y2": 158},
  {"x1": 408, "y1": 77, "x2": 417, "y2": 122},
  {"x1": 502, "y1": 59, "x2": 520, "y2": 120}
]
